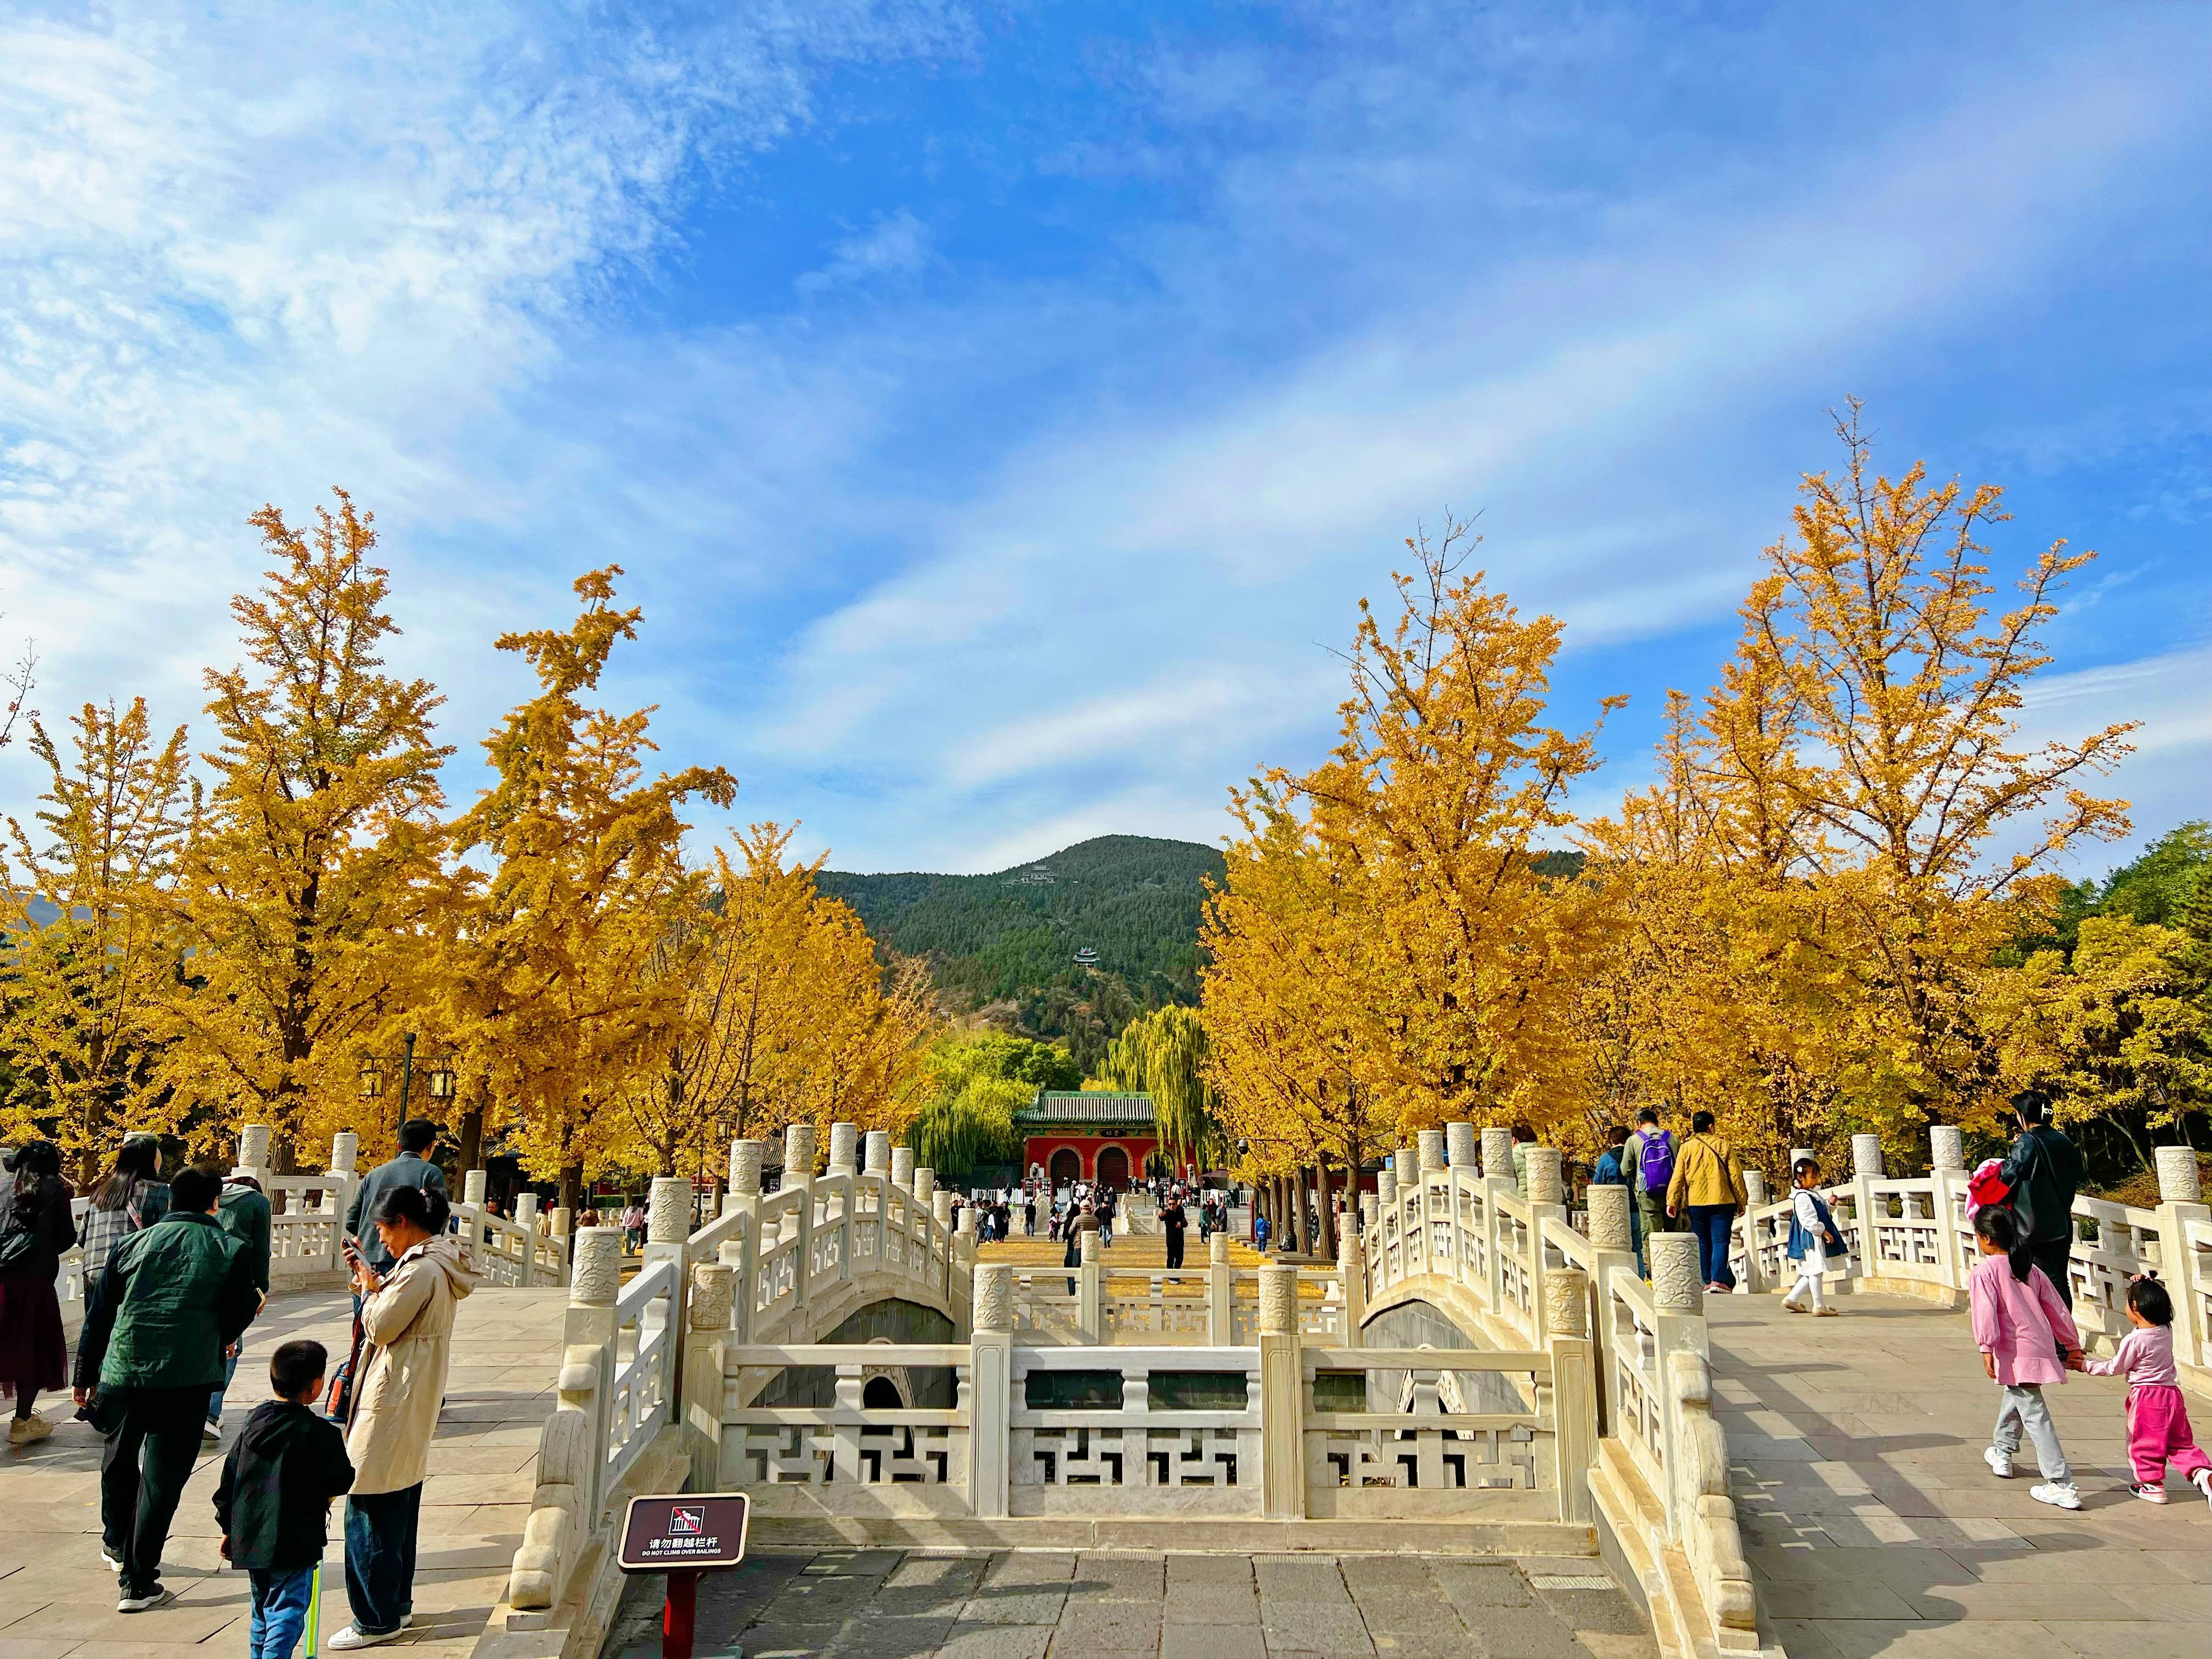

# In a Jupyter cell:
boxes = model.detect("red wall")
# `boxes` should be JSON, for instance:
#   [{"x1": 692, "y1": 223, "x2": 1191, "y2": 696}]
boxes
[{"x1": 1022, "y1": 1133, "x2": 1159, "y2": 1186}]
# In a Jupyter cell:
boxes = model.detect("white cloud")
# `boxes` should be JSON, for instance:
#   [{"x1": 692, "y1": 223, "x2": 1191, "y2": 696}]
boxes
[{"x1": 796, "y1": 208, "x2": 936, "y2": 296}]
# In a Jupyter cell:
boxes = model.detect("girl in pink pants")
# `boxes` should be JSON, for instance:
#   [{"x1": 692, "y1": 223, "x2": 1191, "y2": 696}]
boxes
[{"x1": 2079, "y1": 1277, "x2": 2212, "y2": 1506}]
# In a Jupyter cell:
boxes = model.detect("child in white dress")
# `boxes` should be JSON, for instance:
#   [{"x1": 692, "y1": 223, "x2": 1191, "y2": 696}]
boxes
[{"x1": 1782, "y1": 1156, "x2": 1846, "y2": 1316}]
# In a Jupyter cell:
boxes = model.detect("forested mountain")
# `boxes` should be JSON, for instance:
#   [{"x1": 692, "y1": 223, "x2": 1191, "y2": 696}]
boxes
[{"x1": 817, "y1": 835, "x2": 1224, "y2": 1069}]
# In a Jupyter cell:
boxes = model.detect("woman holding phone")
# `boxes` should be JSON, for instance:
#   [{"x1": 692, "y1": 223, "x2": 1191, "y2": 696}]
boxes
[{"x1": 328, "y1": 1184, "x2": 479, "y2": 1650}]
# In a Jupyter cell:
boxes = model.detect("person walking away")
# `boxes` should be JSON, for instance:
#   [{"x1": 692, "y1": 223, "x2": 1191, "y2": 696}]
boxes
[
  {"x1": 331, "y1": 1183, "x2": 479, "y2": 1649},
  {"x1": 1666, "y1": 1112, "x2": 1749, "y2": 1293},
  {"x1": 73, "y1": 1138, "x2": 172, "y2": 1410},
  {"x1": 1628, "y1": 1108, "x2": 1677, "y2": 1266},
  {"x1": 77, "y1": 1165, "x2": 262, "y2": 1611},
  {"x1": 1971, "y1": 1205, "x2": 2083, "y2": 1510},
  {"x1": 343, "y1": 1120, "x2": 448, "y2": 1276},
  {"x1": 1161, "y1": 1193, "x2": 1188, "y2": 1271},
  {"x1": 1781, "y1": 1157, "x2": 1846, "y2": 1316},
  {"x1": 1253, "y1": 1210, "x2": 1272, "y2": 1255},
  {"x1": 215, "y1": 1339, "x2": 356, "y2": 1659},
  {"x1": 1, "y1": 1141, "x2": 76, "y2": 1446},
  {"x1": 622, "y1": 1201, "x2": 646, "y2": 1252},
  {"x1": 208, "y1": 1161, "x2": 273, "y2": 1441},
  {"x1": 1024, "y1": 1195, "x2": 1037, "y2": 1237},
  {"x1": 1997, "y1": 1090, "x2": 2083, "y2": 1312},
  {"x1": 1510, "y1": 1124, "x2": 1537, "y2": 1198},
  {"x1": 1097, "y1": 1186, "x2": 1114, "y2": 1248},
  {"x1": 1064, "y1": 1201, "x2": 1099, "y2": 1296},
  {"x1": 2080, "y1": 1276, "x2": 2212, "y2": 1506},
  {"x1": 1588, "y1": 1126, "x2": 1644, "y2": 1276}
]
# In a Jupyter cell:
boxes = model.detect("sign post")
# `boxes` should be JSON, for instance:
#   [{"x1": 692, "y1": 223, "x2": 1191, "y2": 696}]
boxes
[{"x1": 617, "y1": 1493, "x2": 751, "y2": 1659}]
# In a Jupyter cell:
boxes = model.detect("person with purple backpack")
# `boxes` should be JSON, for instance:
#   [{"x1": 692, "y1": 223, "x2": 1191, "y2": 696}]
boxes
[{"x1": 1626, "y1": 1108, "x2": 1679, "y2": 1276}]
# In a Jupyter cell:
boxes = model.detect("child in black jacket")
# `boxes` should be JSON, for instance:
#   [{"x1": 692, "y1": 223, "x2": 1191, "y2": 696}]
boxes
[{"x1": 215, "y1": 1340, "x2": 356, "y2": 1659}]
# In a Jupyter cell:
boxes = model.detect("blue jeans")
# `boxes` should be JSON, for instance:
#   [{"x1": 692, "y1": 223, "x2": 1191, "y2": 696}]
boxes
[
  {"x1": 208, "y1": 1347, "x2": 240, "y2": 1426},
  {"x1": 249, "y1": 1563, "x2": 317, "y2": 1659},
  {"x1": 1686, "y1": 1204, "x2": 1739, "y2": 1289},
  {"x1": 345, "y1": 1484, "x2": 421, "y2": 1637}
]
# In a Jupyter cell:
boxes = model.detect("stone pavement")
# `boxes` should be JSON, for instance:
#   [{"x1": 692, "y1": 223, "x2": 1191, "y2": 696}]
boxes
[
  {"x1": 0, "y1": 1283, "x2": 568, "y2": 1659},
  {"x1": 1709, "y1": 1289, "x2": 2212, "y2": 1659},
  {"x1": 605, "y1": 1547, "x2": 1656, "y2": 1658}
]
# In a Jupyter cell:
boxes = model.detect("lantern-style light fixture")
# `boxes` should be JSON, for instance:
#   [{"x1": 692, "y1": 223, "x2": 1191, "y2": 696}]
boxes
[
  {"x1": 426, "y1": 1066, "x2": 456, "y2": 1101},
  {"x1": 359, "y1": 1063, "x2": 385, "y2": 1099}
]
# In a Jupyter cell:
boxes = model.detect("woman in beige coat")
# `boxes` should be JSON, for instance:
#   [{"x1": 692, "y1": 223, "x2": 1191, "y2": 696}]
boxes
[{"x1": 329, "y1": 1183, "x2": 479, "y2": 1650}]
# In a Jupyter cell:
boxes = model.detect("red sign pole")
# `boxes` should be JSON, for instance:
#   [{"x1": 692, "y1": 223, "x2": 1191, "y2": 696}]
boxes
[{"x1": 662, "y1": 1569, "x2": 700, "y2": 1659}]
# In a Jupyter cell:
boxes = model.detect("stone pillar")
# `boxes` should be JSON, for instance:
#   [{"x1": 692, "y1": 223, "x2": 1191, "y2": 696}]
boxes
[
  {"x1": 1742, "y1": 1169, "x2": 1768, "y2": 1208},
  {"x1": 1207, "y1": 1230, "x2": 1233, "y2": 1343},
  {"x1": 682, "y1": 1263, "x2": 735, "y2": 1488},
  {"x1": 1849, "y1": 1134, "x2": 1884, "y2": 1282},
  {"x1": 639, "y1": 1175, "x2": 692, "y2": 1398},
  {"x1": 238, "y1": 1124, "x2": 272, "y2": 1174},
  {"x1": 827, "y1": 1121, "x2": 859, "y2": 1178},
  {"x1": 785, "y1": 1122, "x2": 817, "y2": 1182},
  {"x1": 1926, "y1": 1126, "x2": 1967, "y2": 1293},
  {"x1": 864, "y1": 1128, "x2": 890, "y2": 1177},
  {"x1": 1647, "y1": 1231, "x2": 1706, "y2": 1538},
  {"x1": 330, "y1": 1130, "x2": 359, "y2": 1177},
  {"x1": 1337, "y1": 1227, "x2": 1365, "y2": 1348},
  {"x1": 464, "y1": 1167, "x2": 488, "y2": 1209},
  {"x1": 1929, "y1": 1127, "x2": 1964, "y2": 1173},
  {"x1": 1543, "y1": 1267, "x2": 1596, "y2": 1524},
  {"x1": 1522, "y1": 1147, "x2": 1566, "y2": 1342},
  {"x1": 932, "y1": 1189, "x2": 952, "y2": 1228},
  {"x1": 784, "y1": 1124, "x2": 816, "y2": 1312},
  {"x1": 1481, "y1": 1127, "x2": 1515, "y2": 1183},
  {"x1": 1258, "y1": 1265, "x2": 1304, "y2": 1520},
  {"x1": 1850, "y1": 1135, "x2": 1884, "y2": 1180},
  {"x1": 565, "y1": 1227, "x2": 624, "y2": 1523},
  {"x1": 1581, "y1": 1183, "x2": 1635, "y2": 1434},
  {"x1": 890, "y1": 1146, "x2": 915, "y2": 1189},
  {"x1": 722, "y1": 1141, "x2": 764, "y2": 1335},
  {"x1": 1376, "y1": 1168, "x2": 1397, "y2": 1207},
  {"x1": 515, "y1": 1192, "x2": 541, "y2": 1285},
  {"x1": 1446, "y1": 1121, "x2": 1478, "y2": 1170},
  {"x1": 1417, "y1": 1129, "x2": 1447, "y2": 1175},
  {"x1": 1479, "y1": 1127, "x2": 1515, "y2": 1315},
  {"x1": 551, "y1": 1207, "x2": 574, "y2": 1240},
  {"x1": 1525, "y1": 1148, "x2": 1565, "y2": 1206},
  {"x1": 969, "y1": 1264, "x2": 1014, "y2": 1517},
  {"x1": 1359, "y1": 1193, "x2": 1378, "y2": 1229},
  {"x1": 2155, "y1": 1147, "x2": 2211, "y2": 1373},
  {"x1": 915, "y1": 1167, "x2": 935, "y2": 1205},
  {"x1": 1078, "y1": 1226, "x2": 1104, "y2": 1343}
]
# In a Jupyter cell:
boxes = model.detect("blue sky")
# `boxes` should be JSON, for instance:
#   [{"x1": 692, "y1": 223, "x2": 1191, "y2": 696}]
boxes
[{"x1": 2, "y1": 1, "x2": 2207, "y2": 873}]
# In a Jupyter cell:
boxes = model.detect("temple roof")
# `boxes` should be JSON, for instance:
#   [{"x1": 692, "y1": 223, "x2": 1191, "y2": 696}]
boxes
[{"x1": 1015, "y1": 1090, "x2": 1156, "y2": 1126}]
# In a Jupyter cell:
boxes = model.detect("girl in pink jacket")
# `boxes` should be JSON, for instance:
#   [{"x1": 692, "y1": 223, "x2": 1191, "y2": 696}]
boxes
[
  {"x1": 2081, "y1": 1276, "x2": 2212, "y2": 1507},
  {"x1": 1971, "y1": 1207, "x2": 2084, "y2": 1510}
]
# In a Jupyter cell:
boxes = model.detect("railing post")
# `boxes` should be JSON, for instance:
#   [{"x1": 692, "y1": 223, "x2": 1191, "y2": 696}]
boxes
[
  {"x1": 1078, "y1": 1226, "x2": 1103, "y2": 1343},
  {"x1": 1543, "y1": 1266, "x2": 1596, "y2": 1525},
  {"x1": 2154, "y1": 1147, "x2": 2210, "y2": 1373},
  {"x1": 644, "y1": 1175, "x2": 692, "y2": 1402},
  {"x1": 1207, "y1": 1231, "x2": 1233, "y2": 1343},
  {"x1": 1336, "y1": 1227, "x2": 1364, "y2": 1346},
  {"x1": 1482, "y1": 1127, "x2": 1514, "y2": 1317},
  {"x1": 515, "y1": 1193, "x2": 540, "y2": 1285},
  {"x1": 1735, "y1": 1168, "x2": 1769, "y2": 1295},
  {"x1": 565, "y1": 1227, "x2": 623, "y2": 1526},
  {"x1": 726, "y1": 1141, "x2": 765, "y2": 1345},
  {"x1": 1525, "y1": 1147, "x2": 1565, "y2": 1340},
  {"x1": 1647, "y1": 1231, "x2": 1706, "y2": 1538},
  {"x1": 864, "y1": 1128, "x2": 890, "y2": 1178},
  {"x1": 890, "y1": 1145, "x2": 915, "y2": 1190},
  {"x1": 786, "y1": 1124, "x2": 816, "y2": 1314},
  {"x1": 1928, "y1": 1126, "x2": 1967, "y2": 1294},
  {"x1": 970, "y1": 1263, "x2": 1013, "y2": 1517},
  {"x1": 1584, "y1": 1186, "x2": 1634, "y2": 1434},
  {"x1": 682, "y1": 1263, "x2": 734, "y2": 1490},
  {"x1": 827, "y1": 1121, "x2": 859, "y2": 1178},
  {"x1": 1258, "y1": 1263, "x2": 1304, "y2": 1520}
]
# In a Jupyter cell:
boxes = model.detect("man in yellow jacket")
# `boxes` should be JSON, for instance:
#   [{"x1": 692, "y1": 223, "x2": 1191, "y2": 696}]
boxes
[{"x1": 1666, "y1": 1110, "x2": 1750, "y2": 1294}]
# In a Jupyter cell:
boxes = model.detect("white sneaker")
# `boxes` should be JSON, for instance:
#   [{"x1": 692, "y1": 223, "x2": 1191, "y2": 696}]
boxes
[
  {"x1": 1780, "y1": 1297, "x2": 1806, "y2": 1314},
  {"x1": 2193, "y1": 1469, "x2": 2212, "y2": 1511},
  {"x1": 326, "y1": 1625, "x2": 405, "y2": 1650},
  {"x1": 1984, "y1": 1446, "x2": 2013, "y2": 1479},
  {"x1": 100, "y1": 1544, "x2": 124, "y2": 1573},
  {"x1": 2030, "y1": 1482, "x2": 2081, "y2": 1510},
  {"x1": 117, "y1": 1586, "x2": 175, "y2": 1613},
  {"x1": 9, "y1": 1415, "x2": 52, "y2": 1444}
]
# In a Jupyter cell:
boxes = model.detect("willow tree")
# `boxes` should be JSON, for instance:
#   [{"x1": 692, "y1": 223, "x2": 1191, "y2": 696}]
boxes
[
  {"x1": 161, "y1": 494, "x2": 450, "y2": 1165},
  {"x1": 443, "y1": 567, "x2": 735, "y2": 1208},
  {"x1": 1, "y1": 701, "x2": 196, "y2": 1177}
]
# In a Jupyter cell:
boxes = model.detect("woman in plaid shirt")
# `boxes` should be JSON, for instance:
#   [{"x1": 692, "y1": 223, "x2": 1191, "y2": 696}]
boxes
[{"x1": 72, "y1": 1138, "x2": 170, "y2": 1392}]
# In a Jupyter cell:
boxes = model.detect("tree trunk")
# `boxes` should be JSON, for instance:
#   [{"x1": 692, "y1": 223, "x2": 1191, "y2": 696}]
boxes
[
  {"x1": 559, "y1": 1161, "x2": 583, "y2": 1214},
  {"x1": 458, "y1": 1104, "x2": 484, "y2": 1178},
  {"x1": 1316, "y1": 1157, "x2": 1336, "y2": 1259}
]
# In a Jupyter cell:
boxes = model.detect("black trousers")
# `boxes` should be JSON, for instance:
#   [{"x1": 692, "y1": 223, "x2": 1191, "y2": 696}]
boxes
[
  {"x1": 1165, "y1": 1232, "x2": 1185, "y2": 1269},
  {"x1": 2028, "y1": 1237, "x2": 2074, "y2": 1305},
  {"x1": 100, "y1": 1385, "x2": 207, "y2": 1595}
]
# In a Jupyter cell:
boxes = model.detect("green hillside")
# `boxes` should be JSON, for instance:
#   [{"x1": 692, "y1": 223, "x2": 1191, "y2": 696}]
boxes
[{"x1": 817, "y1": 835, "x2": 1224, "y2": 1069}]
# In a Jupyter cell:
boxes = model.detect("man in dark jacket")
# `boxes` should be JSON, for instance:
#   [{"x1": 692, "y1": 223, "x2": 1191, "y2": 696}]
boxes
[
  {"x1": 343, "y1": 1120, "x2": 448, "y2": 1273},
  {"x1": 217, "y1": 1339, "x2": 355, "y2": 1659},
  {"x1": 1998, "y1": 1090, "x2": 2084, "y2": 1307},
  {"x1": 208, "y1": 1165, "x2": 273, "y2": 1438},
  {"x1": 77, "y1": 1166, "x2": 263, "y2": 1611}
]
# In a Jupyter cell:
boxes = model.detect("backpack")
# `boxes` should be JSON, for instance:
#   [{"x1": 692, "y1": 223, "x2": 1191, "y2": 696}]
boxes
[{"x1": 1636, "y1": 1130, "x2": 1676, "y2": 1195}]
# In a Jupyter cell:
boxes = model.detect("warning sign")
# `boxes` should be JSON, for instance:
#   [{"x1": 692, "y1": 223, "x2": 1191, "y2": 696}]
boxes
[{"x1": 616, "y1": 1493, "x2": 751, "y2": 1573}]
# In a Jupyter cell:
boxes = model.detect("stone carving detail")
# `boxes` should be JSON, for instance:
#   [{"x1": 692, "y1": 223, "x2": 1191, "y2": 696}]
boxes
[
  {"x1": 1210, "y1": 1231, "x2": 1230, "y2": 1265},
  {"x1": 974, "y1": 1265, "x2": 1014, "y2": 1331},
  {"x1": 330, "y1": 1131, "x2": 359, "y2": 1174},
  {"x1": 1650, "y1": 1232, "x2": 1703, "y2": 1312},
  {"x1": 571, "y1": 1228, "x2": 622, "y2": 1305},
  {"x1": 1418, "y1": 1130, "x2": 1447, "y2": 1173},
  {"x1": 1481, "y1": 1127, "x2": 1515, "y2": 1181},
  {"x1": 730, "y1": 1139, "x2": 764, "y2": 1195},
  {"x1": 1359, "y1": 1194, "x2": 1379, "y2": 1227},
  {"x1": 1928, "y1": 1126, "x2": 1964, "y2": 1172},
  {"x1": 690, "y1": 1263, "x2": 735, "y2": 1332},
  {"x1": 1018, "y1": 1425, "x2": 1248, "y2": 1487},
  {"x1": 890, "y1": 1146, "x2": 915, "y2": 1187},
  {"x1": 1742, "y1": 1170, "x2": 1768, "y2": 1207},
  {"x1": 1259, "y1": 1265, "x2": 1297, "y2": 1335},
  {"x1": 1377, "y1": 1170, "x2": 1397, "y2": 1205},
  {"x1": 1314, "y1": 1424, "x2": 1536, "y2": 1491},
  {"x1": 933, "y1": 1191, "x2": 953, "y2": 1227},
  {"x1": 648, "y1": 1176, "x2": 689, "y2": 1244},
  {"x1": 915, "y1": 1168, "x2": 936, "y2": 1203},
  {"x1": 239, "y1": 1124, "x2": 272, "y2": 1169},
  {"x1": 1525, "y1": 1148, "x2": 1565, "y2": 1206},
  {"x1": 2155, "y1": 1144, "x2": 2202, "y2": 1204},
  {"x1": 1850, "y1": 1133, "x2": 1884, "y2": 1180},
  {"x1": 1543, "y1": 1267, "x2": 1590, "y2": 1339},
  {"x1": 828, "y1": 1121, "x2": 860, "y2": 1174},
  {"x1": 464, "y1": 1169, "x2": 489, "y2": 1207},
  {"x1": 1446, "y1": 1122, "x2": 1478, "y2": 1169},
  {"x1": 864, "y1": 1128, "x2": 890, "y2": 1175},
  {"x1": 785, "y1": 1123, "x2": 816, "y2": 1179},
  {"x1": 1585, "y1": 1186, "x2": 1632, "y2": 1252}
]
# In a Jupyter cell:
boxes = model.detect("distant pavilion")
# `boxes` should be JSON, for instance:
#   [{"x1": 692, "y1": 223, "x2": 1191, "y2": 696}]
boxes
[{"x1": 1014, "y1": 1091, "x2": 1158, "y2": 1190}]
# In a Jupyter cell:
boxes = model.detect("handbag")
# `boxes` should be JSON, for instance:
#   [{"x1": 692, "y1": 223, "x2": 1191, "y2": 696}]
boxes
[{"x1": 325, "y1": 1310, "x2": 367, "y2": 1422}]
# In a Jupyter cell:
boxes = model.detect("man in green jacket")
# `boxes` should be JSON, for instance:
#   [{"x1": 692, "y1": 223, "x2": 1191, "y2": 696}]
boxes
[
  {"x1": 76, "y1": 1166, "x2": 262, "y2": 1612},
  {"x1": 207, "y1": 1166, "x2": 272, "y2": 1439}
]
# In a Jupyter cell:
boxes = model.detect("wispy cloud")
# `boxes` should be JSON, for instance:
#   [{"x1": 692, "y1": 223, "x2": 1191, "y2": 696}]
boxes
[{"x1": 797, "y1": 208, "x2": 936, "y2": 295}]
